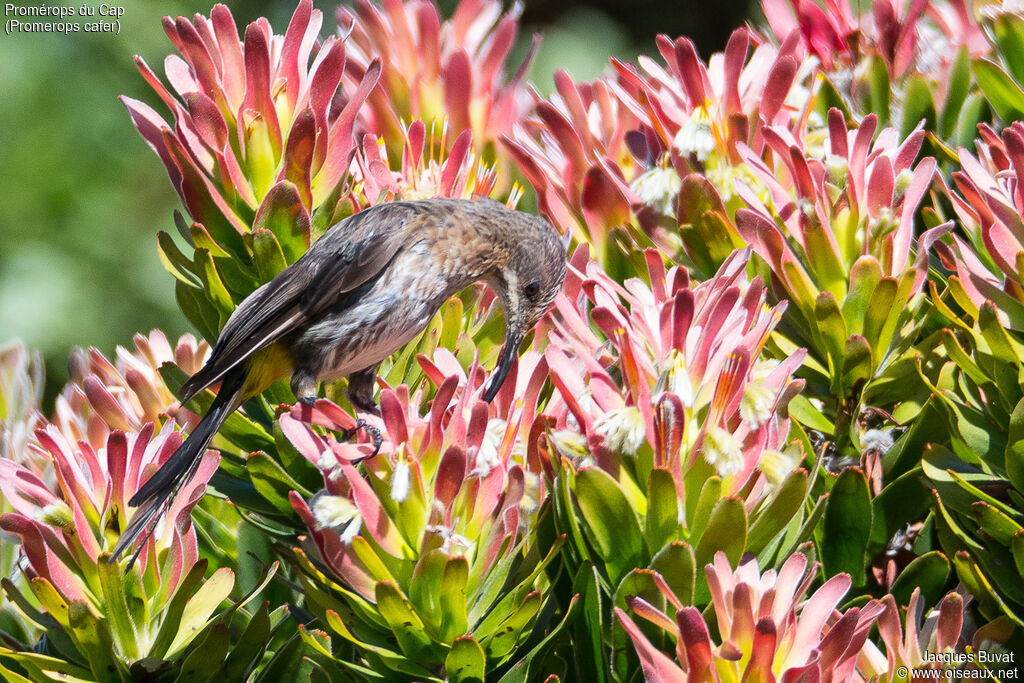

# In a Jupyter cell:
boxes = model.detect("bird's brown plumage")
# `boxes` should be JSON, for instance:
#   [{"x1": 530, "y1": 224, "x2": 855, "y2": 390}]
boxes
[{"x1": 112, "y1": 198, "x2": 566, "y2": 565}]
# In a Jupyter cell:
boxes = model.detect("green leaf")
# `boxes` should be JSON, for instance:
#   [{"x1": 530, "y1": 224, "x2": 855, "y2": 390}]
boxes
[
  {"x1": 994, "y1": 14, "x2": 1024, "y2": 87},
  {"x1": 190, "y1": 223, "x2": 231, "y2": 259},
  {"x1": 440, "y1": 557, "x2": 470, "y2": 644},
  {"x1": 803, "y1": 219, "x2": 847, "y2": 299},
  {"x1": 149, "y1": 560, "x2": 211, "y2": 659},
  {"x1": 439, "y1": 297, "x2": 465, "y2": 352},
  {"x1": 861, "y1": 276, "x2": 898, "y2": 357},
  {"x1": 890, "y1": 551, "x2": 949, "y2": 608},
  {"x1": 322, "y1": 609, "x2": 437, "y2": 678},
  {"x1": 747, "y1": 469, "x2": 809, "y2": 557},
  {"x1": 571, "y1": 565, "x2": 606, "y2": 683},
  {"x1": 788, "y1": 395, "x2": 835, "y2": 433},
  {"x1": 883, "y1": 396, "x2": 949, "y2": 478},
  {"x1": 574, "y1": 468, "x2": 645, "y2": 587},
  {"x1": 252, "y1": 181, "x2": 312, "y2": 265},
  {"x1": 974, "y1": 57, "x2": 1024, "y2": 122},
  {"x1": 822, "y1": 468, "x2": 872, "y2": 587},
  {"x1": 221, "y1": 601, "x2": 272, "y2": 681},
  {"x1": 195, "y1": 248, "x2": 235, "y2": 325},
  {"x1": 689, "y1": 475, "x2": 722, "y2": 539},
  {"x1": 410, "y1": 549, "x2": 447, "y2": 636},
  {"x1": 870, "y1": 467, "x2": 931, "y2": 554},
  {"x1": 250, "y1": 228, "x2": 289, "y2": 283},
  {"x1": 842, "y1": 256, "x2": 883, "y2": 337},
  {"x1": 175, "y1": 280, "x2": 219, "y2": 342},
  {"x1": 495, "y1": 593, "x2": 580, "y2": 683},
  {"x1": 480, "y1": 591, "x2": 542, "y2": 662},
  {"x1": 940, "y1": 47, "x2": 972, "y2": 138},
  {"x1": 814, "y1": 291, "x2": 848, "y2": 382},
  {"x1": 247, "y1": 452, "x2": 312, "y2": 515},
  {"x1": 165, "y1": 567, "x2": 235, "y2": 658},
  {"x1": 97, "y1": 556, "x2": 139, "y2": 660},
  {"x1": 644, "y1": 468, "x2": 679, "y2": 555},
  {"x1": 677, "y1": 175, "x2": 740, "y2": 277},
  {"x1": 650, "y1": 542, "x2": 695, "y2": 605},
  {"x1": 1007, "y1": 398, "x2": 1024, "y2": 493},
  {"x1": 901, "y1": 74, "x2": 936, "y2": 139},
  {"x1": 376, "y1": 581, "x2": 439, "y2": 664},
  {"x1": 173, "y1": 623, "x2": 230, "y2": 682},
  {"x1": 955, "y1": 93, "x2": 990, "y2": 150},
  {"x1": 973, "y1": 501, "x2": 1023, "y2": 546},
  {"x1": 68, "y1": 602, "x2": 122, "y2": 683},
  {"x1": 841, "y1": 335, "x2": 873, "y2": 394},
  {"x1": 694, "y1": 497, "x2": 747, "y2": 602},
  {"x1": 157, "y1": 231, "x2": 201, "y2": 287},
  {"x1": 445, "y1": 636, "x2": 485, "y2": 683},
  {"x1": 0, "y1": 650, "x2": 93, "y2": 681},
  {"x1": 865, "y1": 55, "x2": 892, "y2": 127}
]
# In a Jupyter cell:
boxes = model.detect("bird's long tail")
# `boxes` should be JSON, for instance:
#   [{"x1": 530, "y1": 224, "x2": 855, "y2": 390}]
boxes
[{"x1": 110, "y1": 370, "x2": 246, "y2": 566}]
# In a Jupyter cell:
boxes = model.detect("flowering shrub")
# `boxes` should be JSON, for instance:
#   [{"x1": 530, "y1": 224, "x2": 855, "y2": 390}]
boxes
[
  {"x1": 4, "y1": 0, "x2": 1024, "y2": 680},
  {"x1": 617, "y1": 551, "x2": 888, "y2": 681}
]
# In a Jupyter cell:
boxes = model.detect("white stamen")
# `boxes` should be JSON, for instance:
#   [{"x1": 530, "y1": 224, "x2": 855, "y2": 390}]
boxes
[
  {"x1": 702, "y1": 426, "x2": 744, "y2": 478},
  {"x1": 593, "y1": 406, "x2": 646, "y2": 456},
  {"x1": 390, "y1": 459, "x2": 411, "y2": 503}
]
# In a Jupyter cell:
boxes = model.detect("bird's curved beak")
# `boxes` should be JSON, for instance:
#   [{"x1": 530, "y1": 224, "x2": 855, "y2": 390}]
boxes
[{"x1": 483, "y1": 327, "x2": 524, "y2": 402}]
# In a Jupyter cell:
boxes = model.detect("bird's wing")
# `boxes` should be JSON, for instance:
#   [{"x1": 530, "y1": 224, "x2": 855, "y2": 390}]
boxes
[{"x1": 179, "y1": 202, "x2": 423, "y2": 399}]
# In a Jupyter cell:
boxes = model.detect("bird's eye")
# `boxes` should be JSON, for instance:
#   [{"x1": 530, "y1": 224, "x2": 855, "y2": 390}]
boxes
[{"x1": 524, "y1": 281, "x2": 541, "y2": 298}]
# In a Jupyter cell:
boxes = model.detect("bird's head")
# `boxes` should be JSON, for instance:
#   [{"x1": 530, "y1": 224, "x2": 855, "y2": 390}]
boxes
[{"x1": 481, "y1": 210, "x2": 567, "y2": 402}]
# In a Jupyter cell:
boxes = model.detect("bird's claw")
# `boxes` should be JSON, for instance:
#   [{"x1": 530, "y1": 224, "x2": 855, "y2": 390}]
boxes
[
  {"x1": 344, "y1": 418, "x2": 383, "y2": 466},
  {"x1": 298, "y1": 395, "x2": 317, "y2": 407}
]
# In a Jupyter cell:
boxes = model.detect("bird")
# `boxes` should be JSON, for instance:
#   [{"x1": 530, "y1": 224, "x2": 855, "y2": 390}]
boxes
[{"x1": 110, "y1": 197, "x2": 567, "y2": 564}]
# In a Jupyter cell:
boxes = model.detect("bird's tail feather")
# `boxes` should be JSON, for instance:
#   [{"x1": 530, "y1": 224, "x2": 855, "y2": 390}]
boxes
[{"x1": 110, "y1": 370, "x2": 245, "y2": 566}]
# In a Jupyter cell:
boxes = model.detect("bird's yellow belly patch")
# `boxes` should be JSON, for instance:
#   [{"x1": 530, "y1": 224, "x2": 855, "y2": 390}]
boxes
[{"x1": 242, "y1": 342, "x2": 294, "y2": 398}]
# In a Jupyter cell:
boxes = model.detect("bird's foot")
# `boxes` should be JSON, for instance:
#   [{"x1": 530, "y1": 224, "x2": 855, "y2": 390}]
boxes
[
  {"x1": 298, "y1": 395, "x2": 317, "y2": 407},
  {"x1": 347, "y1": 418, "x2": 383, "y2": 466}
]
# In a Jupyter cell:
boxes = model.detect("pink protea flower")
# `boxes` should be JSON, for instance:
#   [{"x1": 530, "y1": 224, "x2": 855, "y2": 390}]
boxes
[
  {"x1": 935, "y1": 121, "x2": 1024, "y2": 328},
  {"x1": 505, "y1": 27, "x2": 810, "y2": 271},
  {"x1": 733, "y1": 108, "x2": 950, "y2": 400},
  {"x1": 122, "y1": 0, "x2": 381, "y2": 240},
  {"x1": 0, "y1": 342, "x2": 46, "y2": 470},
  {"x1": 616, "y1": 551, "x2": 887, "y2": 682},
  {"x1": 51, "y1": 330, "x2": 209, "y2": 452},
  {"x1": 873, "y1": 588, "x2": 967, "y2": 677},
  {"x1": 337, "y1": 0, "x2": 534, "y2": 158},
  {"x1": 280, "y1": 352, "x2": 555, "y2": 678},
  {"x1": 760, "y1": 0, "x2": 987, "y2": 79},
  {"x1": 0, "y1": 422, "x2": 218, "y2": 608},
  {"x1": 285, "y1": 348, "x2": 551, "y2": 600},
  {"x1": 736, "y1": 108, "x2": 943, "y2": 292},
  {"x1": 354, "y1": 121, "x2": 517, "y2": 206},
  {"x1": 545, "y1": 246, "x2": 805, "y2": 497},
  {"x1": 503, "y1": 69, "x2": 640, "y2": 252}
]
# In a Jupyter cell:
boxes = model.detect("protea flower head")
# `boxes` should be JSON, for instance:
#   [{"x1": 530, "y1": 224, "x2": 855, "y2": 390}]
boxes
[
  {"x1": 505, "y1": 26, "x2": 812, "y2": 274},
  {"x1": 872, "y1": 588, "x2": 972, "y2": 677},
  {"x1": 282, "y1": 350, "x2": 557, "y2": 679},
  {"x1": 354, "y1": 120, "x2": 519, "y2": 206},
  {"x1": 336, "y1": 0, "x2": 535, "y2": 160},
  {"x1": 546, "y1": 246, "x2": 805, "y2": 495},
  {"x1": 51, "y1": 331, "x2": 208, "y2": 451},
  {"x1": 760, "y1": 0, "x2": 988, "y2": 79},
  {"x1": 616, "y1": 550, "x2": 888, "y2": 681},
  {"x1": 121, "y1": 0, "x2": 387, "y2": 341},
  {"x1": 123, "y1": 0, "x2": 382, "y2": 237},
  {"x1": 733, "y1": 108, "x2": 950, "y2": 403},
  {"x1": 0, "y1": 342, "x2": 45, "y2": 469},
  {"x1": 936, "y1": 121, "x2": 1024, "y2": 329},
  {"x1": 0, "y1": 420, "x2": 224, "y2": 663}
]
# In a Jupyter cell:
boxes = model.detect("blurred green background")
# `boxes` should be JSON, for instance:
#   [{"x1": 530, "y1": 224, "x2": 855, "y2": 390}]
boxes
[{"x1": 0, "y1": 0, "x2": 752, "y2": 407}]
